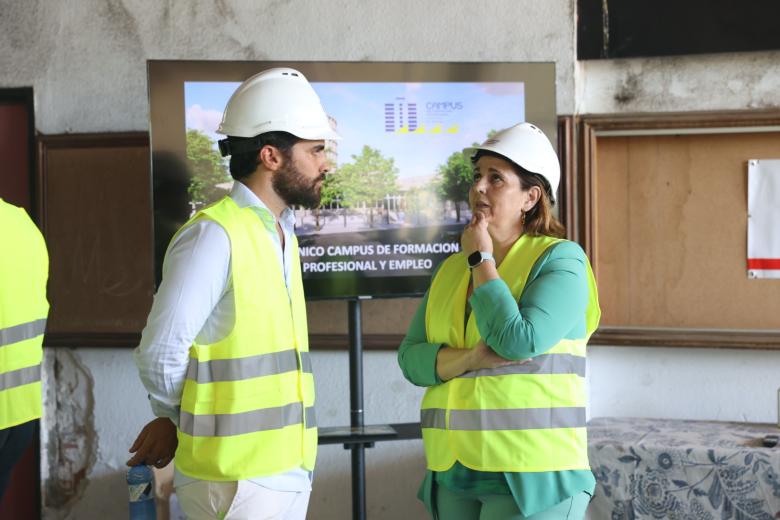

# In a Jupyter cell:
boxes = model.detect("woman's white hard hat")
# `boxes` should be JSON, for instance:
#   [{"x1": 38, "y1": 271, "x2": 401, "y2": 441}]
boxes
[
  {"x1": 463, "y1": 123, "x2": 560, "y2": 203},
  {"x1": 217, "y1": 67, "x2": 341, "y2": 141}
]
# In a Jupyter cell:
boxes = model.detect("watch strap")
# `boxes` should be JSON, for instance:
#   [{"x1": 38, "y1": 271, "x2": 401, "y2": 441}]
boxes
[{"x1": 467, "y1": 251, "x2": 495, "y2": 269}]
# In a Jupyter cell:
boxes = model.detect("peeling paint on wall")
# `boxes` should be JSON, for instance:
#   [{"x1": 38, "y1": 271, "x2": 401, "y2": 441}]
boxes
[
  {"x1": 580, "y1": 50, "x2": 780, "y2": 113},
  {"x1": 103, "y1": 0, "x2": 143, "y2": 53},
  {"x1": 42, "y1": 349, "x2": 97, "y2": 518},
  {"x1": 613, "y1": 71, "x2": 641, "y2": 105}
]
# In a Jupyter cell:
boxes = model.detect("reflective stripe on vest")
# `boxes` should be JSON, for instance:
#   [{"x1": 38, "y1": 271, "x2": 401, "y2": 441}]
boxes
[
  {"x1": 421, "y1": 406, "x2": 586, "y2": 431},
  {"x1": 0, "y1": 365, "x2": 42, "y2": 392},
  {"x1": 173, "y1": 197, "x2": 316, "y2": 481},
  {"x1": 180, "y1": 403, "x2": 317, "y2": 437},
  {"x1": 0, "y1": 200, "x2": 49, "y2": 430},
  {"x1": 455, "y1": 353, "x2": 586, "y2": 379},
  {"x1": 0, "y1": 318, "x2": 47, "y2": 347},
  {"x1": 421, "y1": 234, "x2": 600, "y2": 473},
  {"x1": 186, "y1": 349, "x2": 312, "y2": 384}
]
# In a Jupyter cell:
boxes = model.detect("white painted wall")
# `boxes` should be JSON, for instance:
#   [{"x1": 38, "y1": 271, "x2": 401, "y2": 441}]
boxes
[
  {"x1": 588, "y1": 345, "x2": 780, "y2": 424},
  {"x1": 43, "y1": 349, "x2": 153, "y2": 520},
  {"x1": 1, "y1": 0, "x2": 577, "y2": 133},
  {"x1": 5, "y1": 0, "x2": 780, "y2": 518},
  {"x1": 576, "y1": 51, "x2": 780, "y2": 114},
  {"x1": 41, "y1": 344, "x2": 780, "y2": 519},
  {"x1": 41, "y1": 348, "x2": 431, "y2": 520}
]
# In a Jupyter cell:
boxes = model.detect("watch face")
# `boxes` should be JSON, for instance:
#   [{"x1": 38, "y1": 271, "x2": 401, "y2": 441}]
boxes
[{"x1": 467, "y1": 251, "x2": 482, "y2": 268}]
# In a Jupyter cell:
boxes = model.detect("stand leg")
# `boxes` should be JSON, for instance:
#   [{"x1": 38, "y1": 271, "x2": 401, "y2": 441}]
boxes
[{"x1": 348, "y1": 299, "x2": 366, "y2": 520}]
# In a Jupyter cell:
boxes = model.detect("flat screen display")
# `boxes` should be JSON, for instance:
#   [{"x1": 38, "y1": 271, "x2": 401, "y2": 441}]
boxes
[{"x1": 148, "y1": 61, "x2": 556, "y2": 299}]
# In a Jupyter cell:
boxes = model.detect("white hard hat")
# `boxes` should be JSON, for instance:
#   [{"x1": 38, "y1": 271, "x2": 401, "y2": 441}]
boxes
[
  {"x1": 463, "y1": 123, "x2": 560, "y2": 203},
  {"x1": 216, "y1": 67, "x2": 340, "y2": 142}
]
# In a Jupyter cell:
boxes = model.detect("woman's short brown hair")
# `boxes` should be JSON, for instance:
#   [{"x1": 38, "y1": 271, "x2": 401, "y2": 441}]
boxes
[{"x1": 472, "y1": 150, "x2": 566, "y2": 238}]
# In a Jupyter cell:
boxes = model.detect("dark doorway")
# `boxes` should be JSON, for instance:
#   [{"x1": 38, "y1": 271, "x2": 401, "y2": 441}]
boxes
[{"x1": 0, "y1": 87, "x2": 41, "y2": 520}]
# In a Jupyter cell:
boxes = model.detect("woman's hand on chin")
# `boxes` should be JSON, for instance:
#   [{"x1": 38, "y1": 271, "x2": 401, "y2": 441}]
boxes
[{"x1": 461, "y1": 211, "x2": 492, "y2": 255}]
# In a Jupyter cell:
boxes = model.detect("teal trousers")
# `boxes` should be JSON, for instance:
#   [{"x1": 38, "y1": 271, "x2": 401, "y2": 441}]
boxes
[{"x1": 435, "y1": 485, "x2": 591, "y2": 520}]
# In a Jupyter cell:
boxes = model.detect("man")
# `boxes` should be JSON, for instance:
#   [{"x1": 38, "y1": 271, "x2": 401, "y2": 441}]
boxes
[
  {"x1": 128, "y1": 68, "x2": 339, "y2": 519},
  {"x1": 0, "y1": 199, "x2": 48, "y2": 499}
]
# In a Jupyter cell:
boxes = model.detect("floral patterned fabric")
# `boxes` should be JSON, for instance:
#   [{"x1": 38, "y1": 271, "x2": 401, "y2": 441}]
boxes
[{"x1": 587, "y1": 417, "x2": 780, "y2": 520}]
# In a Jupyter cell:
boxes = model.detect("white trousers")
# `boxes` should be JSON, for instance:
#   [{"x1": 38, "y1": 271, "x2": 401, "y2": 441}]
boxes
[{"x1": 175, "y1": 480, "x2": 311, "y2": 520}]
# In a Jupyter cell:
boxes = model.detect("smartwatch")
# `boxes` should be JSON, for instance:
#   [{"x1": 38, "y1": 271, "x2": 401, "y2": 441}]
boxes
[{"x1": 467, "y1": 251, "x2": 495, "y2": 269}]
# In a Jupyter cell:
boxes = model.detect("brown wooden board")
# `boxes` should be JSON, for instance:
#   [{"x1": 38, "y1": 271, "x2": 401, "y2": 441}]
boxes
[
  {"x1": 37, "y1": 133, "x2": 154, "y2": 346},
  {"x1": 578, "y1": 112, "x2": 780, "y2": 348}
]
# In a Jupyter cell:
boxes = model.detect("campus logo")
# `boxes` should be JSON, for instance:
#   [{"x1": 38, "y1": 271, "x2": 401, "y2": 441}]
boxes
[
  {"x1": 426, "y1": 102, "x2": 463, "y2": 111},
  {"x1": 385, "y1": 97, "x2": 418, "y2": 132},
  {"x1": 384, "y1": 97, "x2": 460, "y2": 134}
]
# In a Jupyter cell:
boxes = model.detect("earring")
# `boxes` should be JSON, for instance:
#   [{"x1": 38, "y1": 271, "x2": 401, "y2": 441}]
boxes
[{"x1": 520, "y1": 210, "x2": 526, "y2": 227}]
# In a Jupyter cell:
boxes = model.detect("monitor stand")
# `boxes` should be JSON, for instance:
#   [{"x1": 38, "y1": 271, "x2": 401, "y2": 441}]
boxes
[{"x1": 317, "y1": 298, "x2": 422, "y2": 520}]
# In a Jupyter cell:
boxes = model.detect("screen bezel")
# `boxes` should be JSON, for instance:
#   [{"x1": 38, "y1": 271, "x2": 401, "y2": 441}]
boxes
[{"x1": 148, "y1": 60, "x2": 557, "y2": 299}]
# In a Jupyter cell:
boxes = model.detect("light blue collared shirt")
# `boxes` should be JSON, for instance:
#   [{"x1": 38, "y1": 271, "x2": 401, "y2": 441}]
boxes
[{"x1": 134, "y1": 181, "x2": 310, "y2": 491}]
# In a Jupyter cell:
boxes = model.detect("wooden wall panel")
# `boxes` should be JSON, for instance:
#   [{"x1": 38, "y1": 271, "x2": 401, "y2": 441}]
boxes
[
  {"x1": 580, "y1": 110, "x2": 780, "y2": 348},
  {"x1": 38, "y1": 133, "x2": 154, "y2": 346}
]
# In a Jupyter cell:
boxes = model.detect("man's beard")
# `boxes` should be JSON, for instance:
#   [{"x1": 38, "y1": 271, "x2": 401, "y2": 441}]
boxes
[{"x1": 272, "y1": 159, "x2": 324, "y2": 209}]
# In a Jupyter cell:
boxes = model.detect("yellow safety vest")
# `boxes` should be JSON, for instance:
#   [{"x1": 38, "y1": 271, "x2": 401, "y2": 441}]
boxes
[
  {"x1": 421, "y1": 234, "x2": 600, "y2": 473},
  {"x1": 0, "y1": 199, "x2": 49, "y2": 430},
  {"x1": 174, "y1": 197, "x2": 316, "y2": 481}
]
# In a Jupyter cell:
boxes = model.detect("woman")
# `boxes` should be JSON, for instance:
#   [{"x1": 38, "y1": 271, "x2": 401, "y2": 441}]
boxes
[{"x1": 398, "y1": 123, "x2": 600, "y2": 520}]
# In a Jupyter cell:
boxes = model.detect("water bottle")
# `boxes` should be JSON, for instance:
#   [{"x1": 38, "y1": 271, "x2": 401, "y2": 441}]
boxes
[{"x1": 127, "y1": 464, "x2": 157, "y2": 520}]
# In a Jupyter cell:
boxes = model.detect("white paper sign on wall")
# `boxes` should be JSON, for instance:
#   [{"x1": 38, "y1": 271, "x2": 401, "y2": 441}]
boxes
[{"x1": 747, "y1": 159, "x2": 780, "y2": 279}]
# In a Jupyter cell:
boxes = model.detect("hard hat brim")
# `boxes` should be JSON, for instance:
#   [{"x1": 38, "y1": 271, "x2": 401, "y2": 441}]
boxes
[
  {"x1": 216, "y1": 125, "x2": 342, "y2": 141},
  {"x1": 295, "y1": 126, "x2": 342, "y2": 141},
  {"x1": 462, "y1": 144, "x2": 501, "y2": 162}
]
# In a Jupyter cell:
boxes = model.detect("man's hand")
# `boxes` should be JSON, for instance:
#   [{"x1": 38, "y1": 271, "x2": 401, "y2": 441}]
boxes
[
  {"x1": 469, "y1": 341, "x2": 529, "y2": 371},
  {"x1": 126, "y1": 417, "x2": 178, "y2": 468}
]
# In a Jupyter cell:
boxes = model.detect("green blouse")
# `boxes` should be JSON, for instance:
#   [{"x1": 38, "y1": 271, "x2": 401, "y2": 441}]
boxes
[{"x1": 397, "y1": 240, "x2": 595, "y2": 517}]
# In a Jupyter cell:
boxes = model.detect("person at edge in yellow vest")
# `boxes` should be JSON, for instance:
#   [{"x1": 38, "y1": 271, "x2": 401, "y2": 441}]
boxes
[
  {"x1": 397, "y1": 123, "x2": 601, "y2": 520},
  {"x1": 0, "y1": 199, "x2": 49, "y2": 501},
  {"x1": 127, "y1": 68, "x2": 340, "y2": 520}
]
